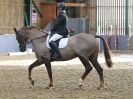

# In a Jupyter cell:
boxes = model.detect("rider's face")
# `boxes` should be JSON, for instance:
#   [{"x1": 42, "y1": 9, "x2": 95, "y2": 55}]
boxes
[{"x1": 57, "y1": 7, "x2": 61, "y2": 11}]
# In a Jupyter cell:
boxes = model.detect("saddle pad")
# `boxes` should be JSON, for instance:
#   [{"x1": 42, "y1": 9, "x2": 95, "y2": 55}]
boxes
[{"x1": 46, "y1": 35, "x2": 68, "y2": 49}]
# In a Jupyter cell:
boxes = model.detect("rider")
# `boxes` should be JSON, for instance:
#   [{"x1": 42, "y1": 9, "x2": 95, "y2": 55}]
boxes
[{"x1": 49, "y1": 2, "x2": 68, "y2": 60}]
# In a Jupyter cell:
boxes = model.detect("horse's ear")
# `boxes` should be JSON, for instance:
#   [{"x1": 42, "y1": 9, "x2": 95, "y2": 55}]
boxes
[{"x1": 14, "y1": 28, "x2": 18, "y2": 34}]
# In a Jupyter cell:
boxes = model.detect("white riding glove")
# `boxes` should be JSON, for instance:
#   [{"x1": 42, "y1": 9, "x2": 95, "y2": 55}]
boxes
[{"x1": 48, "y1": 31, "x2": 52, "y2": 35}]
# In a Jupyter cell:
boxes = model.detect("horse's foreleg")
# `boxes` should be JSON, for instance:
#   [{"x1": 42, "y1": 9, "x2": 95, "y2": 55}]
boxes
[
  {"x1": 43, "y1": 58, "x2": 53, "y2": 89},
  {"x1": 78, "y1": 56, "x2": 93, "y2": 88},
  {"x1": 28, "y1": 60, "x2": 43, "y2": 86},
  {"x1": 90, "y1": 59, "x2": 104, "y2": 90}
]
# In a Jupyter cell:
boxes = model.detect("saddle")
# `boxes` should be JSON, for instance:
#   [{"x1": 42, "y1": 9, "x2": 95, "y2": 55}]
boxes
[
  {"x1": 46, "y1": 34, "x2": 68, "y2": 48},
  {"x1": 46, "y1": 34, "x2": 69, "y2": 60}
]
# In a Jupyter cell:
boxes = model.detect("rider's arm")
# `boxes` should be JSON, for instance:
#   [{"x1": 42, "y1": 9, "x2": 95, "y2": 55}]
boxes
[{"x1": 51, "y1": 14, "x2": 65, "y2": 32}]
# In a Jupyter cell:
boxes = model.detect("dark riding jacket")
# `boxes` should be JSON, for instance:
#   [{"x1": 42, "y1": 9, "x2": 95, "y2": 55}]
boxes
[{"x1": 51, "y1": 11, "x2": 68, "y2": 36}]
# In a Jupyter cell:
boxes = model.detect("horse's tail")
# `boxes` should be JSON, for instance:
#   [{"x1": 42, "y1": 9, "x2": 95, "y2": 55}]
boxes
[{"x1": 95, "y1": 35, "x2": 113, "y2": 68}]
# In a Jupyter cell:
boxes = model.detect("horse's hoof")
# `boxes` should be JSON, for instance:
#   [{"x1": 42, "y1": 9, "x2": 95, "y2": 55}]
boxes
[
  {"x1": 45, "y1": 87, "x2": 50, "y2": 89},
  {"x1": 79, "y1": 85, "x2": 84, "y2": 90},
  {"x1": 97, "y1": 85, "x2": 104, "y2": 90},
  {"x1": 97, "y1": 87, "x2": 101, "y2": 90},
  {"x1": 45, "y1": 85, "x2": 53, "y2": 89},
  {"x1": 79, "y1": 85, "x2": 83, "y2": 87},
  {"x1": 31, "y1": 80, "x2": 35, "y2": 86},
  {"x1": 45, "y1": 86, "x2": 53, "y2": 89},
  {"x1": 78, "y1": 79, "x2": 84, "y2": 87}
]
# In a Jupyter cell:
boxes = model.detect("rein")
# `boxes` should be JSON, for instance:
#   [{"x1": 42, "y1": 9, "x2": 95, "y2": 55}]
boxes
[{"x1": 28, "y1": 33, "x2": 48, "y2": 44}]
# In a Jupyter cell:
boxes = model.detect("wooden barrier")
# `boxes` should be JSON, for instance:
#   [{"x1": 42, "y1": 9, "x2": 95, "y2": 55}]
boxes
[{"x1": 0, "y1": 0, "x2": 24, "y2": 34}]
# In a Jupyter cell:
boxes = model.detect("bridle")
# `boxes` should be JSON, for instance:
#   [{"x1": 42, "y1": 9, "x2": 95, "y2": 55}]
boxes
[
  {"x1": 14, "y1": 27, "x2": 49, "y2": 50},
  {"x1": 27, "y1": 33, "x2": 48, "y2": 44}
]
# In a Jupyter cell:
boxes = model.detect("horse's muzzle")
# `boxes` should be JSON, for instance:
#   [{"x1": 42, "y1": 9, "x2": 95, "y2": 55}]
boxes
[{"x1": 19, "y1": 45, "x2": 26, "y2": 52}]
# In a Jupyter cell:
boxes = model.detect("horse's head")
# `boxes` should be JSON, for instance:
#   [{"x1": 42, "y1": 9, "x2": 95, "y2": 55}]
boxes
[
  {"x1": 14, "y1": 27, "x2": 28, "y2": 52},
  {"x1": 14, "y1": 26, "x2": 48, "y2": 52}
]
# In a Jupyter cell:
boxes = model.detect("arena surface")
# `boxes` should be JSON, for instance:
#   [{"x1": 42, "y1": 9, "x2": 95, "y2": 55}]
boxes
[{"x1": 0, "y1": 51, "x2": 133, "y2": 99}]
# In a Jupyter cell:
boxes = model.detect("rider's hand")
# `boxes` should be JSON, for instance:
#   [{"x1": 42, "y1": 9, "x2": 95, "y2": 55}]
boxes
[{"x1": 48, "y1": 31, "x2": 51, "y2": 35}]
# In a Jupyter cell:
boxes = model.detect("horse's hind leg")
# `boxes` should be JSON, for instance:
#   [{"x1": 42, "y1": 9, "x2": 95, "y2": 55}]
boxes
[
  {"x1": 90, "y1": 58, "x2": 104, "y2": 90},
  {"x1": 28, "y1": 60, "x2": 43, "y2": 86},
  {"x1": 78, "y1": 56, "x2": 93, "y2": 87}
]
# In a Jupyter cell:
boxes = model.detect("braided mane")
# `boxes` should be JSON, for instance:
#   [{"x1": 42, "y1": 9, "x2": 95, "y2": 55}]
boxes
[{"x1": 21, "y1": 26, "x2": 48, "y2": 34}]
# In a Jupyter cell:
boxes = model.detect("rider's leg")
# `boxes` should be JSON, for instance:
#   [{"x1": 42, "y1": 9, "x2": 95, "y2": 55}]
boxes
[
  {"x1": 49, "y1": 33, "x2": 63, "y2": 42},
  {"x1": 49, "y1": 33, "x2": 63, "y2": 59}
]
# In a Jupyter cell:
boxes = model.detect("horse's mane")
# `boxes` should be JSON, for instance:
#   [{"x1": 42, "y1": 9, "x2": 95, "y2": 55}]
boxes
[{"x1": 21, "y1": 26, "x2": 48, "y2": 34}]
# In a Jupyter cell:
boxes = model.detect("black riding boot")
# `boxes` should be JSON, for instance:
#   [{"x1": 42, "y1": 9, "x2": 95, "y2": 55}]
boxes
[{"x1": 49, "y1": 41, "x2": 61, "y2": 60}]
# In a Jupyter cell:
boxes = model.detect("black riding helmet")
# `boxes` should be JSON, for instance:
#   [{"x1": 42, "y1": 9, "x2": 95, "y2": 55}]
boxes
[
  {"x1": 56, "y1": 0, "x2": 65, "y2": 3},
  {"x1": 57, "y1": 2, "x2": 67, "y2": 10}
]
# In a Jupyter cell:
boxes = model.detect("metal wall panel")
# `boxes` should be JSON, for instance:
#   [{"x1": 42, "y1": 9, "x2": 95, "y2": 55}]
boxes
[{"x1": 97, "y1": 0, "x2": 133, "y2": 36}]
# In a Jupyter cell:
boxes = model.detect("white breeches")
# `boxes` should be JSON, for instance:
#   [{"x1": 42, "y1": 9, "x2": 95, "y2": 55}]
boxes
[{"x1": 49, "y1": 34, "x2": 63, "y2": 43}]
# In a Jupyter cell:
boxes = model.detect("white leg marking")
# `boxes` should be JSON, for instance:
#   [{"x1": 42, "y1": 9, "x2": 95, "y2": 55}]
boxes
[{"x1": 78, "y1": 79, "x2": 84, "y2": 87}]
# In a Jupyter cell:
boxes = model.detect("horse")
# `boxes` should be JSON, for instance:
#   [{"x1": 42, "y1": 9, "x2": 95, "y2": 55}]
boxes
[{"x1": 14, "y1": 26, "x2": 112, "y2": 89}]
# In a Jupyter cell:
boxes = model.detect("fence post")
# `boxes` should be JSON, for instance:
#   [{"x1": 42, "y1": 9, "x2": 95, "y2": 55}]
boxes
[
  {"x1": 114, "y1": 25, "x2": 119, "y2": 50},
  {"x1": 88, "y1": 0, "x2": 97, "y2": 35},
  {"x1": 107, "y1": 25, "x2": 112, "y2": 49},
  {"x1": 24, "y1": 0, "x2": 32, "y2": 26},
  {"x1": 125, "y1": 0, "x2": 129, "y2": 35},
  {"x1": 127, "y1": 25, "x2": 131, "y2": 49},
  {"x1": 96, "y1": 26, "x2": 100, "y2": 50}
]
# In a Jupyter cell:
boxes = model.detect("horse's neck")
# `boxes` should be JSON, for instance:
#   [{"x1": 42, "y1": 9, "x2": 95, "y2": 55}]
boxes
[
  {"x1": 28, "y1": 28, "x2": 48, "y2": 49},
  {"x1": 30, "y1": 31, "x2": 48, "y2": 54},
  {"x1": 28, "y1": 29, "x2": 47, "y2": 40}
]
